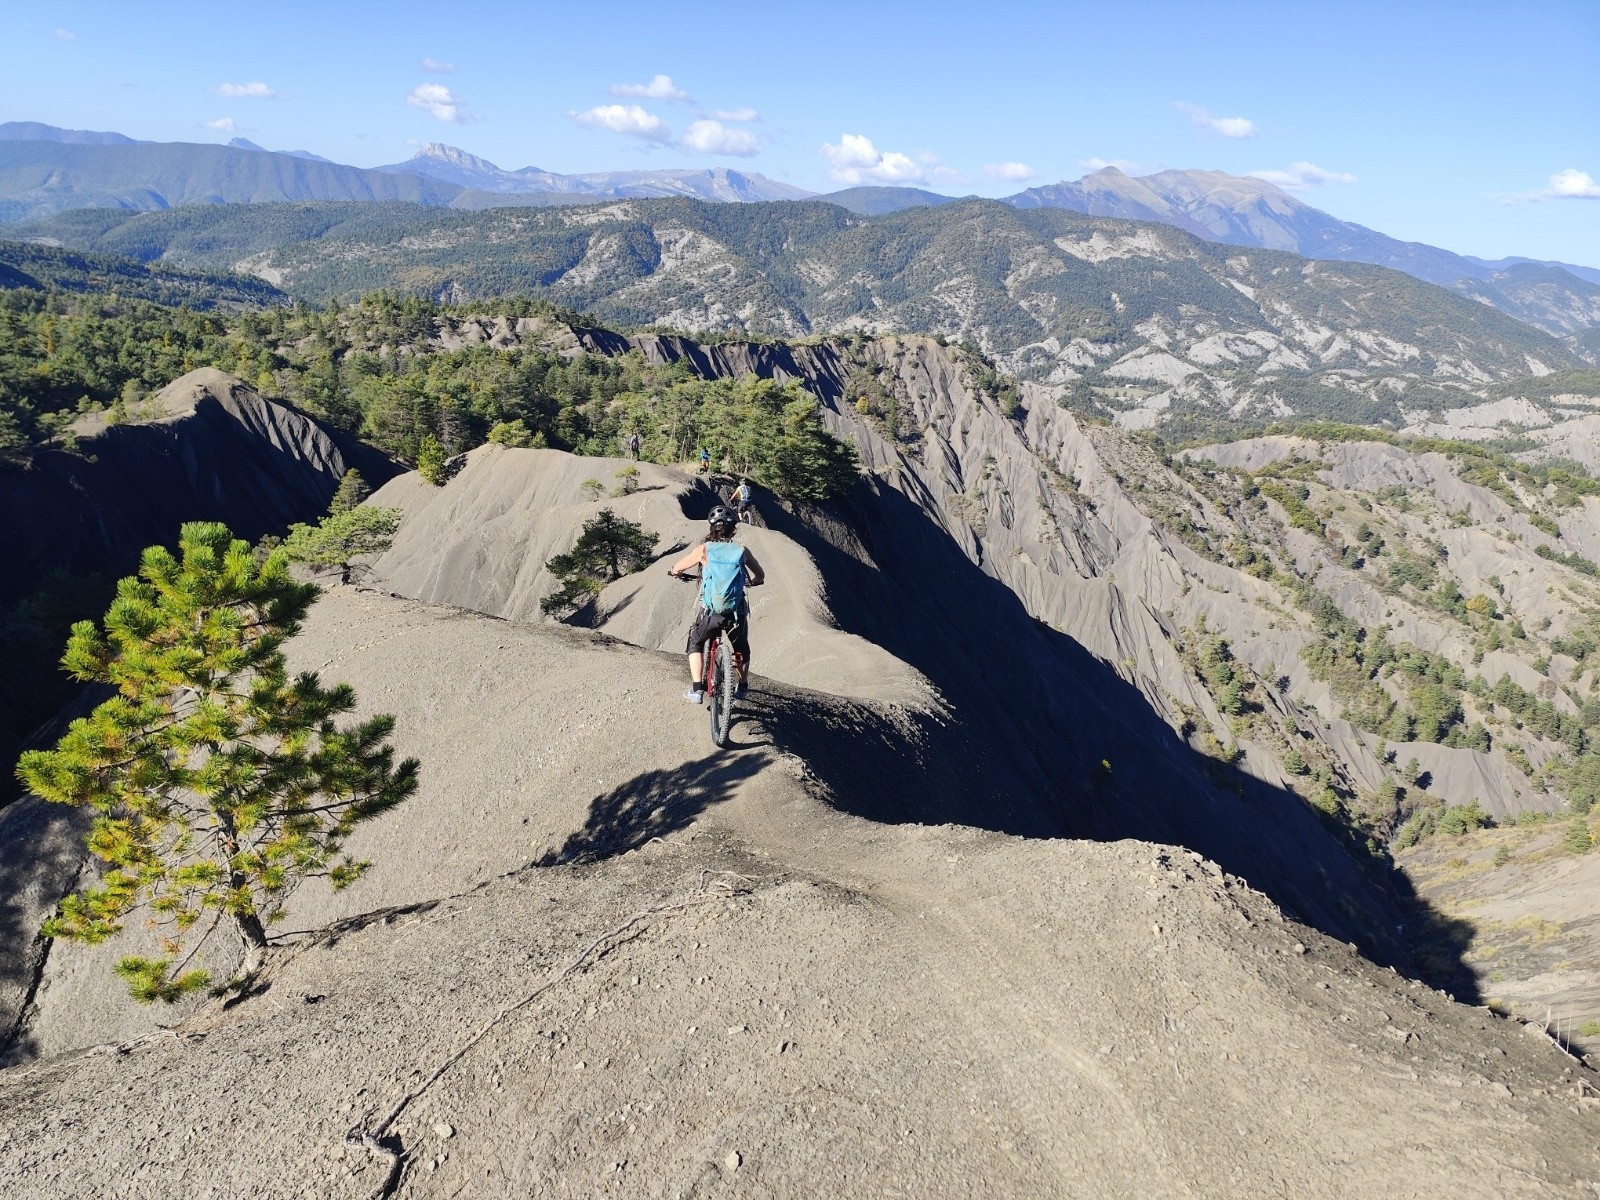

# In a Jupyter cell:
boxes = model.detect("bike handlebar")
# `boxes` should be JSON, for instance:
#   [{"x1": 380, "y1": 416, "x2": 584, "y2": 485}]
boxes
[{"x1": 669, "y1": 571, "x2": 762, "y2": 586}]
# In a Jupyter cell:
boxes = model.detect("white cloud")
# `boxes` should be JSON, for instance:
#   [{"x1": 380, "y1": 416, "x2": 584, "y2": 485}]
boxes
[
  {"x1": 821, "y1": 133, "x2": 925, "y2": 185},
  {"x1": 1506, "y1": 168, "x2": 1600, "y2": 202},
  {"x1": 54, "y1": 28, "x2": 75, "y2": 41},
  {"x1": 1175, "y1": 101, "x2": 1256, "y2": 139},
  {"x1": 679, "y1": 119, "x2": 761, "y2": 157},
  {"x1": 212, "y1": 81, "x2": 284, "y2": 100},
  {"x1": 420, "y1": 57, "x2": 456, "y2": 73},
  {"x1": 984, "y1": 161, "x2": 1036, "y2": 182},
  {"x1": 204, "y1": 117, "x2": 238, "y2": 133},
  {"x1": 1079, "y1": 156, "x2": 1141, "y2": 173},
  {"x1": 571, "y1": 103, "x2": 672, "y2": 143},
  {"x1": 406, "y1": 83, "x2": 474, "y2": 124},
  {"x1": 609, "y1": 74, "x2": 693, "y2": 104},
  {"x1": 1248, "y1": 161, "x2": 1357, "y2": 191},
  {"x1": 706, "y1": 107, "x2": 759, "y2": 123}
]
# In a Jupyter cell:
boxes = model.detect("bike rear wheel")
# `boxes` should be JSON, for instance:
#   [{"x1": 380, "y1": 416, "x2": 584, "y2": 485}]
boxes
[{"x1": 707, "y1": 638, "x2": 733, "y2": 747}]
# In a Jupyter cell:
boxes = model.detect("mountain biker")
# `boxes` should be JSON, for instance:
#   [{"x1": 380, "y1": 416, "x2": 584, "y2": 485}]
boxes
[
  {"x1": 733, "y1": 478, "x2": 753, "y2": 522},
  {"x1": 698, "y1": 447, "x2": 711, "y2": 474},
  {"x1": 667, "y1": 505, "x2": 764, "y2": 705}
]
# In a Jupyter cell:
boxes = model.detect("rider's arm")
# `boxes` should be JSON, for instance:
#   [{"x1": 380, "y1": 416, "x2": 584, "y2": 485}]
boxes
[
  {"x1": 668, "y1": 544, "x2": 707, "y2": 576},
  {"x1": 742, "y1": 549, "x2": 766, "y2": 586}
]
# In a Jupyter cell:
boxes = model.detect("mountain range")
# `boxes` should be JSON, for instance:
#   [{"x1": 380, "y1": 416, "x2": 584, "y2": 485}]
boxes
[
  {"x1": 2, "y1": 122, "x2": 1596, "y2": 342},
  {"x1": 13, "y1": 196, "x2": 1586, "y2": 440},
  {"x1": 373, "y1": 140, "x2": 813, "y2": 202}
]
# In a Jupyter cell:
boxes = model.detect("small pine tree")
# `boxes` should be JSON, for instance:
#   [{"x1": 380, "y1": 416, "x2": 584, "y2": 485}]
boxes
[
  {"x1": 540, "y1": 508, "x2": 659, "y2": 617},
  {"x1": 416, "y1": 434, "x2": 447, "y2": 486},
  {"x1": 1565, "y1": 815, "x2": 1593, "y2": 855},
  {"x1": 1282, "y1": 748, "x2": 1309, "y2": 776},
  {"x1": 612, "y1": 465, "x2": 640, "y2": 497},
  {"x1": 16, "y1": 523, "x2": 420, "y2": 1002},
  {"x1": 328, "y1": 469, "x2": 370, "y2": 515},
  {"x1": 282, "y1": 506, "x2": 402, "y2": 583},
  {"x1": 487, "y1": 419, "x2": 533, "y2": 448}
]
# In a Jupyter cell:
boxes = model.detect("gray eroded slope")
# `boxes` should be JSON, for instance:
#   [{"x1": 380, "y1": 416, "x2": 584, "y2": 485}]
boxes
[
  {"x1": 0, "y1": 368, "x2": 401, "y2": 811},
  {"x1": 2, "y1": 588, "x2": 1597, "y2": 1199}
]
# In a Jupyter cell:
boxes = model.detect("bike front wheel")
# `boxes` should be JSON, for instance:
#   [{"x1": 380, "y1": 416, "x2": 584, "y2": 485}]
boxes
[{"x1": 707, "y1": 639, "x2": 733, "y2": 748}]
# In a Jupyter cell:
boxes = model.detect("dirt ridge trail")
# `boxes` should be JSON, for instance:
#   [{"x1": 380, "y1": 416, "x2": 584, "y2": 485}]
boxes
[
  {"x1": 363, "y1": 443, "x2": 1425, "y2": 962},
  {"x1": 3, "y1": 589, "x2": 1599, "y2": 1198}
]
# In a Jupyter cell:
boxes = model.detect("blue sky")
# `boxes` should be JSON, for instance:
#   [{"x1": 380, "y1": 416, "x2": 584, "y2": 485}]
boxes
[{"x1": 4, "y1": 0, "x2": 1597, "y2": 263}]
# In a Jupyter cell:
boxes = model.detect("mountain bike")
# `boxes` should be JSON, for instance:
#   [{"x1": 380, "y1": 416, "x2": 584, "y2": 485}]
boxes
[{"x1": 672, "y1": 573, "x2": 749, "y2": 748}]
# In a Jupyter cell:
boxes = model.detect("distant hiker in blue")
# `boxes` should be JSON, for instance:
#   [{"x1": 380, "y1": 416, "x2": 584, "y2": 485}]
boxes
[
  {"x1": 698, "y1": 447, "x2": 711, "y2": 473},
  {"x1": 667, "y1": 505, "x2": 765, "y2": 704}
]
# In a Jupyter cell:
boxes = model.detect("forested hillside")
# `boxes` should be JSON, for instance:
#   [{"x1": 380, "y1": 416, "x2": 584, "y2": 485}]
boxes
[
  {"x1": 0, "y1": 292, "x2": 853, "y2": 496},
  {"x1": 12, "y1": 198, "x2": 1583, "y2": 436},
  {"x1": 0, "y1": 239, "x2": 286, "y2": 309}
]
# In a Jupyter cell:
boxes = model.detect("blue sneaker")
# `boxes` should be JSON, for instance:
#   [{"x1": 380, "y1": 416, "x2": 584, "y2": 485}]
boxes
[
  {"x1": 734, "y1": 684, "x2": 748, "y2": 701},
  {"x1": 683, "y1": 688, "x2": 704, "y2": 705}
]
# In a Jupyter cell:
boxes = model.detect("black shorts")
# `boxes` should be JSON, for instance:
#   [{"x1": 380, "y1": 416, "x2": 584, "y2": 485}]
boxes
[{"x1": 686, "y1": 606, "x2": 750, "y2": 661}]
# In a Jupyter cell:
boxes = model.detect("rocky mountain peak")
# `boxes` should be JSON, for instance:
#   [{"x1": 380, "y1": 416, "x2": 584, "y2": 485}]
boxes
[{"x1": 414, "y1": 142, "x2": 504, "y2": 172}]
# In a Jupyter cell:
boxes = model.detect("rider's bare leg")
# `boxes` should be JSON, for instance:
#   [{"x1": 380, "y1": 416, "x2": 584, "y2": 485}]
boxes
[{"x1": 687, "y1": 650, "x2": 704, "y2": 684}]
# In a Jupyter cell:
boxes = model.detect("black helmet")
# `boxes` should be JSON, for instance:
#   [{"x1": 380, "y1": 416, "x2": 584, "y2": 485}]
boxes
[{"x1": 708, "y1": 505, "x2": 737, "y2": 531}]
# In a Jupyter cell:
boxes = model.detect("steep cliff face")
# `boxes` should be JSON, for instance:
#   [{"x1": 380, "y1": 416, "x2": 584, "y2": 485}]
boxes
[
  {"x1": 0, "y1": 369, "x2": 399, "y2": 608},
  {"x1": 0, "y1": 369, "x2": 401, "y2": 804}
]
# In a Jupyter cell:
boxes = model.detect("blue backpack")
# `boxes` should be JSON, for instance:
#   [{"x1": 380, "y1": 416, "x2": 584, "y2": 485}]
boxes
[{"x1": 700, "y1": 541, "x2": 748, "y2": 616}]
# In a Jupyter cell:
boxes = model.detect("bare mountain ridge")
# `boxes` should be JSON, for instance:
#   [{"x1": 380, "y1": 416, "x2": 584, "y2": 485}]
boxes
[
  {"x1": 1, "y1": 123, "x2": 1594, "y2": 338},
  {"x1": 376, "y1": 140, "x2": 813, "y2": 202},
  {"x1": 384, "y1": 316, "x2": 1600, "y2": 1034}
]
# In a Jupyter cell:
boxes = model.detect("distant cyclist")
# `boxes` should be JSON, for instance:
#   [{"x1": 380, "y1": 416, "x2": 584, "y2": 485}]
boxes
[
  {"x1": 698, "y1": 447, "x2": 711, "y2": 474},
  {"x1": 733, "y1": 478, "x2": 753, "y2": 522},
  {"x1": 667, "y1": 505, "x2": 765, "y2": 704}
]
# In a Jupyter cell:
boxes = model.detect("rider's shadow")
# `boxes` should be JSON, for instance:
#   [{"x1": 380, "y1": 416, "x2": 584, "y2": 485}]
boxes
[{"x1": 534, "y1": 746, "x2": 766, "y2": 866}]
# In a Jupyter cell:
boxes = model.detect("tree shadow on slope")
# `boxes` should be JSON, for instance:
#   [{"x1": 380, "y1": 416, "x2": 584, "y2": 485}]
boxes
[
  {"x1": 534, "y1": 749, "x2": 768, "y2": 867},
  {"x1": 694, "y1": 478, "x2": 1481, "y2": 1001}
]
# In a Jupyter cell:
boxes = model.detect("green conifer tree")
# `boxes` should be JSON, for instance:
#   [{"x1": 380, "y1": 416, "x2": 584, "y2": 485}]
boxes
[
  {"x1": 16, "y1": 523, "x2": 419, "y2": 1003},
  {"x1": 540, "y1": 508, "x2": 659, "y2": 617},
  {"x1": 1565, "y1": 815, "x2": 1593, "y2": 855},
  {"x1": 328, "y1": 469, "x2": 371, "y2": 515},
  {"x1": 281, "y1": 507, "x2": 402, "y2": 583},
  {"x1": 416, "y1": 434, "x2": 447, "y2": 486}
]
